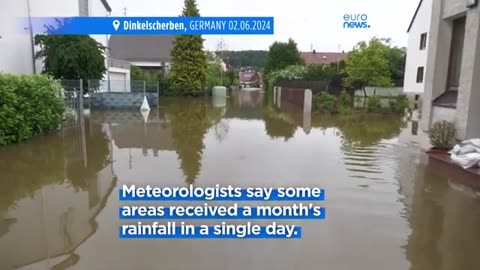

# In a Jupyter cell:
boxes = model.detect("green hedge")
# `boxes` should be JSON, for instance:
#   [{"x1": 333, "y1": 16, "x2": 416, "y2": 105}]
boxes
[{"x1": 0, "y1": 74, "x2": 65, "y2": 145}]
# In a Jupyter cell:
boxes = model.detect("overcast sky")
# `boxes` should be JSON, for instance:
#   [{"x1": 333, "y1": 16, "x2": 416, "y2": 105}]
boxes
[{"x1": 108, "y1": 0, "x2": 419, "y2": 52}]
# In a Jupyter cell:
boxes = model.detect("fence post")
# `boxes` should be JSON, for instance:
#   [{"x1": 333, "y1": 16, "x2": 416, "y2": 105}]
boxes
[
  {"x1": 143, "y1": 80, "x2": 146, "y2": 96},
  {"x1": 79, "y1": 79, "x2": 87, "y2": 167},
  {"x1": 277, "y1": 86, "x2": 282, "y2": 108},
  {"x1": 303, "y1": 89, "x2": 312, "y2": 134}
]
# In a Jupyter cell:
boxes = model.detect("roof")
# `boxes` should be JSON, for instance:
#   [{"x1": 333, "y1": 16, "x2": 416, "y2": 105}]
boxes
[
  {"x1": 108, "y1": 35, "x2": 174, "y2": 63},
  {"x1": 301, "y1": 52, "x2": 346, "y2": 65},
  {"x1": 407, "y1": 0, "x2": 424, "y2": 33},
  {"x1": 100, "y1": 0, "x2": 112, "y2": 12},
  {"x1": 240, "y1": 71, "x2": 261, "y2": 82}
]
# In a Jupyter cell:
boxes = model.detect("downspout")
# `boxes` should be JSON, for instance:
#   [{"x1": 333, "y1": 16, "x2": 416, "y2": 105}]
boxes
[{"x1": 26, "y1": 0, "x2": 36, "y2": 74}]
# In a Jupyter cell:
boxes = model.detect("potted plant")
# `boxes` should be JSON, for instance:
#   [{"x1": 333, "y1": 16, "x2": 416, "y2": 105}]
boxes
[{"x1": 427, "y1": 120, "x2": 456, "y2": 154}]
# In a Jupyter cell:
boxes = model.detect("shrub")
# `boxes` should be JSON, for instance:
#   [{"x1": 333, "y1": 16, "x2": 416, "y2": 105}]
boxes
[
  {"x1": 366, "y1": 95, "x2": 382, "y2": 112},
  {"x1": 266, "y1": 65, "x2": 307, "y2": 89},
  {"x1": 0, "y1": 74, "x2": 65, "y2": 145},
  {"x1": 314, "y1": 91, "x2": 338, "y2": 113},
  {"x1": 338, "y1": 89, "x2": 352, "y2": 107},
  {"x1": 389, "y1": 94, "x2": 410, "y2": 114},
  {"x1": 429, "y1": 120, "x2": 456, "y2": 149}
]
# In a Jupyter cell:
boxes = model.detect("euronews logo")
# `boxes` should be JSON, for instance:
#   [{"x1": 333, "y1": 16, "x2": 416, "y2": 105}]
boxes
[{"x1": 343, "y1": 14, "x2": 370, "y2": 29}]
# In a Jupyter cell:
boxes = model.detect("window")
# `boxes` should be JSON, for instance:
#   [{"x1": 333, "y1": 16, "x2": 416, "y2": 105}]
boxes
[
  {"x1": 420, "y1": 33, "x2": 427, "y2": 50},
  {"x1": 416, "y1": 67, "x2": 424, "y2": 83}
]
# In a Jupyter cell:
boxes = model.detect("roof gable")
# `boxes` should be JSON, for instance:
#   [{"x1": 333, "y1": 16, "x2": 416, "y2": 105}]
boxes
[{"x1": 407, "y1": 0, "x2": 424, "y2": 33}]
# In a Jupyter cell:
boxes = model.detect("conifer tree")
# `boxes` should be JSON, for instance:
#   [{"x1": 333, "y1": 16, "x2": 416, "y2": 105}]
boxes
[{"x1": 168, "y1": 0, "x2": 208, "y2": 96}]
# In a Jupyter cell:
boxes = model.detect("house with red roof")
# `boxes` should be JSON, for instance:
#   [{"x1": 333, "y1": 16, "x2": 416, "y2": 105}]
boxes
[
  {"x1": 301, "y1": 50, "x2": 347, "y2": 65},
  {"x1": 239, "y1": 66, "x2": 262, "y2": 88}
]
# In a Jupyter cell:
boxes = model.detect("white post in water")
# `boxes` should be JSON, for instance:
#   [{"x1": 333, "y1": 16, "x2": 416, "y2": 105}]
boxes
[
  {"x1": 273, "y1": 87, "x2": 277, "y2": 105},
  {"x1": 277, "y1": 86, "x2": 282, "y2": 108},
  {"x1": 303, "y1": 89, "x2": 312, "y2": 134},
  {"x1": 79, "y1": 79, "x2": 87, "y2": 167}
]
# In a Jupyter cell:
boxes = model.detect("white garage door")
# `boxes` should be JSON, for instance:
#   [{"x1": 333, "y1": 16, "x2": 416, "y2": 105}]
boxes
[{"x1": 109, "y1": 72, "x2": 128, "y2": 92}]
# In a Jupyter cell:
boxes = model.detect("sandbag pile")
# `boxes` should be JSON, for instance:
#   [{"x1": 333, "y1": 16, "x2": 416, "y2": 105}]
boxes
[{"x1": 448, "y1": 139, "x2": 480, "y2": 169}]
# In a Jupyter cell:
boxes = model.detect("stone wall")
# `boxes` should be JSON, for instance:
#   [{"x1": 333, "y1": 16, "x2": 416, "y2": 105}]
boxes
[{"x1": 89, "y1": 92, "x2": 158, "y2": 109}]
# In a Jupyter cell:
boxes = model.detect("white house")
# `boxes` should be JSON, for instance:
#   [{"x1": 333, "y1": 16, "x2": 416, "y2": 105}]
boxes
[
  {"x1": 421, "y1": 0, "x2": 480, "y2": 140},
  {"x1": 0, "y1": 0, "x2": 130, "y2": 86},
  {"x1": 403, "y1": 0, "x2": 433, "y2": 99}
]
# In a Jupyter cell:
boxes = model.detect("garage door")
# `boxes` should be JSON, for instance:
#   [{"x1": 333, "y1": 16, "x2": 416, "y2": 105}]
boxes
[{"x1": 109, "y1": 72, "x2": 127, "y2": 92}]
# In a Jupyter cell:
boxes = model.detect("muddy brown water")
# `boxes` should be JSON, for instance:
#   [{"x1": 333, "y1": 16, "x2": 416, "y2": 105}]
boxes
[{"x1": 1, "y1": 91, "x2": 480, "y2": 270}]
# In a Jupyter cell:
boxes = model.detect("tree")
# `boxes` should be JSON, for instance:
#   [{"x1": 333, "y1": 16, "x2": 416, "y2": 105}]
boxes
[
  {"x1": 215, "y1": 38, "x2": 227, "y2": 85},
  {"x1": 34, "y1": 35, "x2": 106, "y2": 89},
  {"x1": 168, "y1": 0, "x2": 208, "y2": 96},
  {"x1": 387, "y1": 47, "x2": 406, "y2": 86},
  {"x1": 344, "y1": 37, "x2": 393, "y2": 99},
  {"x1": 264, "y1": 38, "x2": 304, "y2": 80},
  {"x1": 222, "y1": 50, "x2": 268, "y2": 69}
]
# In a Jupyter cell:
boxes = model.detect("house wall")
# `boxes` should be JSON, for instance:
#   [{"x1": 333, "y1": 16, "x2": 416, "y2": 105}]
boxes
[
  {"x1": 0, "y1": 0, "x2": 109, "y2": 75},
  {"x1": 431, "y1": 106, "x2": 456, "y2": 123},
  {"x1": 455, "y1": 5, "x2": 480, "y2": 139},
  {"x1": 403, "y1": 0, "x2": 432, "y2": 94},
  {"x1": 421, "y1": 0, "x2": 480, "y2": 140},
  {"x1": 420, "y1": 0, "x2": 454, "y2": 132}
]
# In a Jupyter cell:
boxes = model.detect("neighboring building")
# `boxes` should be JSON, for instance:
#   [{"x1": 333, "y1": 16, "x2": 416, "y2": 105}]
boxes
[
  {"x1": 108, "y1": 35, "x2": 174, "y2": 75},
  {"x1": 421, "y1": 0, "x2": 480, "y2": 140},
  {"x1": 301, "y1": 50, "x2": 347, "y2": 65},
  {"x1": 239, "y1": 66, "x2": 261, "y2": 88},
  {"x1": 0, "y1": 0, "x2": 112, "y2": 75},
  {"x1": 403, "y1": 0, "x2": 433, "y2": 98}
]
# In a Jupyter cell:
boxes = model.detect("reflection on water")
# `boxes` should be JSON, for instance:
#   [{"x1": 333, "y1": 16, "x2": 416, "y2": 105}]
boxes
[
  {"x1": 1, "y1": 90, "x2": 480, "y2": 270},
  {"x1": 0, "y1": 119, "x2": 115, "y2": 270}
]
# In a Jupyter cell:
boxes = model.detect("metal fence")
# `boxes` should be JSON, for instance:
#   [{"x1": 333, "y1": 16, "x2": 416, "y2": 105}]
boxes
[{"x1": 86, "y1": 80, "x2": 168, "y2": 94}]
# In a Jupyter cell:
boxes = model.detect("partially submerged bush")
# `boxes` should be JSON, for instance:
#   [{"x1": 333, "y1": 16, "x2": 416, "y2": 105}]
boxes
[
  {"x1": 389, "y1": 94, "x2": 410, "y2": 114},
  {"x1": 366, "y1": 95, "x2": 382, "y2": 112},
  {"x1": 315, "y1": 91, "x2": 338, "y2": 113},
  {"x1": 338, "y1": 89, "x2": 352, "y2": 107},
  {"x1": 0, "y1": 74, "x2": 65, "y2": 145},
  {"x1": 429, "y1": 120, "x2": 456, "y2": 149}
]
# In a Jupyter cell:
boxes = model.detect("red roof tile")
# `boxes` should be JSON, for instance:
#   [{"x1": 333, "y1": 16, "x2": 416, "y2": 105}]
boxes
[{"x1": 301, "y1": 52, "x2": 347, "y2": 65}]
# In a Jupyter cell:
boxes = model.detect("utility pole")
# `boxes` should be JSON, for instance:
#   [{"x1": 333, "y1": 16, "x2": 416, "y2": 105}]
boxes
[
  {"x1": 26, "y1": 0, "x2": 36, "y2": 74},
  {"x1": 123, "y1": 7, "x2": 127, "y2": 16}
]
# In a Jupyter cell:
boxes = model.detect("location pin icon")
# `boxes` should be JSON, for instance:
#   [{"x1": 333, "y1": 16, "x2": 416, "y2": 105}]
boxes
[{"x1": 113, "y1": 20, "x2": 120, "y2": 31}]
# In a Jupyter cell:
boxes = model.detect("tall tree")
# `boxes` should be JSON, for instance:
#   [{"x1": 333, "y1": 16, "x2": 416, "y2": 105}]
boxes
[
  {"x1": 344, "y1": 37, "x2": 393, "y2": 98},
  {"x1": 34, "y1": 35, "x2": 106, "y2": 89},
  {"x1": 264, "y1": 38, "x2": 304, "y2": 79},
  {"x1": 168, "y1": 0, "x2": 208, "y2": 96}
]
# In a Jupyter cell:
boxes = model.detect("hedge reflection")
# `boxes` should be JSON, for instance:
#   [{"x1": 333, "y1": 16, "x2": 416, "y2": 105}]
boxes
[
  {"x1": 311, "y1": 113, "x2": 407, "y2": 147},
  {"x1": 0, "y1": 120, "x2": 111, "y2": 213},
  {"x1": 262, "y1": 106, "x2": 297, "y2": 141}
]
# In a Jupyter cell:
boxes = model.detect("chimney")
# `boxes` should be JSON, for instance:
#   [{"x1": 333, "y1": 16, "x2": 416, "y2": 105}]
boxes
[{"x1": 313, "y1": 49, "x2": 316, "y2": 54}]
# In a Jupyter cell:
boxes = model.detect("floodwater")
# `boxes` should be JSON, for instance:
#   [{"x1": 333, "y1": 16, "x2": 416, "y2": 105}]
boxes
[{"x1": 1, "y1": 90, "x2": 480, "y2": 270}]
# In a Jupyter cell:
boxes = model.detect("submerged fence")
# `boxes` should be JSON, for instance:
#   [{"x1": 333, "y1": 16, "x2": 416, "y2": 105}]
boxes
[{"x1": 58, "y1": 79, "x2": 162, "y2": 110}]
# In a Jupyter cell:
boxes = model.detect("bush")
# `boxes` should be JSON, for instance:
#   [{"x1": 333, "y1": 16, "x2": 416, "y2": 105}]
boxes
[
  {"x1": 266, "y1": 65, "x2": 307, "y2": 90},
  {"x1": 429, "y1": 120, "x2": 456, "y2": 149},
  {"x1": 389, "y1": 94, "x2": 410, "y2": 114},
  {"x1": 314, "y1": 91, "x2": 338, "y2": 113},
  {"x1": 338, "y1": 89, "x2": 352, "y2": 107},
  {"x1": 366, "y1": 95, "x2": 382, "y2": 112},
  {"x1": 0, "y1": 74, "x2": 65, "y2": 145}
]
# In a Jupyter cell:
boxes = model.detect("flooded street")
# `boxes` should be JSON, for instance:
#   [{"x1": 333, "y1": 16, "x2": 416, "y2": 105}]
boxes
[{"x1": 1, "y1": 90, "x2": 480, "y2": 270}]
